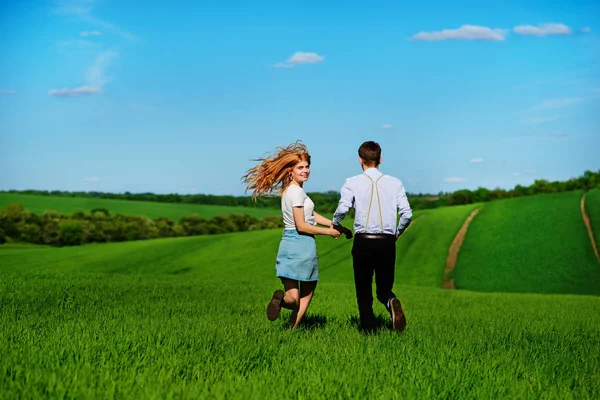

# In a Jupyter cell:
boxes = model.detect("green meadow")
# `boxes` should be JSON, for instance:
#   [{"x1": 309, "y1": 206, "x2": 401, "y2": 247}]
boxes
[
  {"x1": 394, "y1": 204, "x2": 480, "y2": 288},
  {"x1": 454, "y1": 191, "x2": 600, "y2": 295},
  {"x1": 0, "y1": 193, "x2": 280, "y2": 220},
  {"x1": 585, "y1": 189, "x2": 600, "y2": 248},
  {"x1": 2, "y1": 191, "x2": 600, "y2": 399}
]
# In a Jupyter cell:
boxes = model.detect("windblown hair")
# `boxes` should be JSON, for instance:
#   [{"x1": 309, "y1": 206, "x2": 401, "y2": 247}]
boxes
[
  {"x1": 241, "y1": 141, "x2": 311, "y2": 200},
  {"x1": 358, "y1": 141, "x2": 381, "y2": 166}
]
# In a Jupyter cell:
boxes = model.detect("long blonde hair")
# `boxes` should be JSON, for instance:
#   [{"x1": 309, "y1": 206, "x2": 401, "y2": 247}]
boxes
[{"x1": 242, "y1": 141, "x2": 311, "y2": 200}]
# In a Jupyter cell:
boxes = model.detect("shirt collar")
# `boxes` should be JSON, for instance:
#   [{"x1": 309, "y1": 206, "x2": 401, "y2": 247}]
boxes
[{"x1": 363, "y1": 167, "x2": 382, "y2": 178}]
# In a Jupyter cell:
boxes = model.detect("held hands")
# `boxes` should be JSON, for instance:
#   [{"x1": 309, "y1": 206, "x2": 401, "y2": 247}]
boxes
[
  {"x1": 332, "y1": 224, "x2": 353, "y2": 239},
  {"x1": 329, "y1": 226, "x2": 342, "y2": 238}
]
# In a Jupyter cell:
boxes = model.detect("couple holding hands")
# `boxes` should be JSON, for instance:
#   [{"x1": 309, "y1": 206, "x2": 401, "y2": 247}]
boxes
[{"x1": 242, "y1": 140, "x2": 413, "y2": 334}]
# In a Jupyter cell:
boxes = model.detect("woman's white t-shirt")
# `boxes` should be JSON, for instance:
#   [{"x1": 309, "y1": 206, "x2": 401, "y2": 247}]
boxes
[{"x1": 281, "y1": 185, "x2": 317, "y2": 230}]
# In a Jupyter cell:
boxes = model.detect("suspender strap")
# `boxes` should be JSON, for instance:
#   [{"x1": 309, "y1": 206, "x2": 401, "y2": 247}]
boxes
[{"x1": 364, "y1": 174, "x2": 384, "y2": 233}]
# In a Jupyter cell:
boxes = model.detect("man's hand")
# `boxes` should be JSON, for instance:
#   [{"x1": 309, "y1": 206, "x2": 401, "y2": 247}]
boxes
[
  {"x1": 329, "y1": 227, "x2": 342, "y2": 238},
  {"x1": 333, "y1": 224, "x2": 353, "y2": 239}
]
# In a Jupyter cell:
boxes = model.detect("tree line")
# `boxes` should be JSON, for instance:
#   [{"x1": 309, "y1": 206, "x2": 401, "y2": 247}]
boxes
[
  {"x1": 3, "y1": 170, "x2": 598, "y2": 212},
  {"x1": 441, "y1": 170, "x2": 600, "y2": 206},
  {"x1": 0, "y1": 204, "x2": 284, "y2": 247},
  {"x1": 1, "y1": 170, "x2": 598, "y2": 247}
]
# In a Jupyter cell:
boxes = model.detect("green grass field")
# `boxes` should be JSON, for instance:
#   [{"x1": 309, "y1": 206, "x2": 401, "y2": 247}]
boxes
[
  {"x1": 0, "y1": 193, "x2": 280, "y2": 220},
  {"x1": 394, "y1": 204, "x2": 480, "y2": 288},
  {"x1": 454, "y1": 191, "x2": 600, "y2": 295},
  {"x1": 2, "y1": 227, "x2": 600, "y2": 399},
  {"x1": 585, "y1": 189, "x2": 600, "y2": 250}
]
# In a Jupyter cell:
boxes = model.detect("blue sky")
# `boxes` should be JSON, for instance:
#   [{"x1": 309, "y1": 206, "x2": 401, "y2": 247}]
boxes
[{"x1": 1, "y1": 0, "x2": 599, "y2": 196}]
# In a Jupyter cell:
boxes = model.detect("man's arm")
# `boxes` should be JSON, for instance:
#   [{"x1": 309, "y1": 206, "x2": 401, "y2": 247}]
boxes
[
  {"x1": 332, "y1": 179, "x2": 354, "y2": 226},
  {"x1": 396, "y1": 181, "x2": 412, "y2": 236}
]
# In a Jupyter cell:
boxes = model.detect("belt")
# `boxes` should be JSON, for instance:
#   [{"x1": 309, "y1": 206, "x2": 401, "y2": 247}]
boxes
[{"x1": 355, "y1": 233, "x2": 396, "y2": 240}]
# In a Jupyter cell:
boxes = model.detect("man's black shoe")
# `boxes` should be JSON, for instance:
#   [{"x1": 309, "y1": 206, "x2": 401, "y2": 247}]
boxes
[{"x1": 390, "y1": 297, "x2": 406, "y2": 333}]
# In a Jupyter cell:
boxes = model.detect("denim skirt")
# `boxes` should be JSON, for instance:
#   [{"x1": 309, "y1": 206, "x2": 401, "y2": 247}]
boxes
[{"x1": 275, "y1": 229, "x2": 319, "y2": 281}]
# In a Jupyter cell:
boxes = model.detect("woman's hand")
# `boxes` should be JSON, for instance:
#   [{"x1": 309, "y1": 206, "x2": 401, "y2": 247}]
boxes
[{"x1": 329, "y1": 227, "x2": 342, "y2": 238}]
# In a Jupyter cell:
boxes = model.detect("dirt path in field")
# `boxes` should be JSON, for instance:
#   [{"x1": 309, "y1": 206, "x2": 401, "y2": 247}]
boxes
[
  {"x1": 442, "y1": 207, "x2": 482, "y2": 289},
  {"x1": 581, "y1": 193, "x2": 600, "y2": 261}
]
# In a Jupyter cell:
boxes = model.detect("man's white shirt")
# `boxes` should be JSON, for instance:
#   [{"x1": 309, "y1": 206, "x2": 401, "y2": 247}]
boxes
[{"x1": 332, "y1": 167, "x2": 412, "y2": 236}]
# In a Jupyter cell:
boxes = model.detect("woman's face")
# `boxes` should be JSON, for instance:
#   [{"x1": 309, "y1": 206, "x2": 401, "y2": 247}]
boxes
[{"x1": 290, "y1": 161, "x2": 310, "y2": 185}]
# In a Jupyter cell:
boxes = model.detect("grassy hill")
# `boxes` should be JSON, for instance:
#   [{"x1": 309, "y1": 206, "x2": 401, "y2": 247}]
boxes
[
  {"x1": 393, "y1": 204, "x2": 480, "y2": 288},
  {"x1": 585, "y1": 188, "x2": 600, "y2": 249},
  {"x1": 0, "y1": 193, "x2": 280, "y2": 220},
  {"x1": 2, "y1": 227, "x2": 600, "y2": 399},
  {"x1": 3, "y1": 191, "x2": 600, "y2": 398},
  {"x1": 454, "y1": 191, "x2": 600, "y2": 295}
]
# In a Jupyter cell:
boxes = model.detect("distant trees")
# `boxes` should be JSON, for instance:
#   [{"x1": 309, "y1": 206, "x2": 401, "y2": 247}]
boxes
[
  {"x1": 435, "y1": 170, "x2": 600, "y2": 206},
  {"x1": 1, "y1": 169, "x2": 599, "y2": 247},
  {"x1": 1, "y1": 170, "x2": 599, "y2": 212},
  {"x1": 0, "y1": 203, "x2": 284, "y2": 247}
]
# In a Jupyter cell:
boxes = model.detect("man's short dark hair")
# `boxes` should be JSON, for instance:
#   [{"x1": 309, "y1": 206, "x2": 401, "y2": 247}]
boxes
[{"x1": 358, "y1": 141, "x2": 381, "y2": 166}]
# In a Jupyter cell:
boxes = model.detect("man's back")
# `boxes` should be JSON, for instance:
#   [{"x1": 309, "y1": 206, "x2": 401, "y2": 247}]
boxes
[
  {"x1": 334, "y1": 167, "x2": 412, "y2": 236},
  {"x1": 332, "y1": 140, "x2": 410, "y2": 333}
]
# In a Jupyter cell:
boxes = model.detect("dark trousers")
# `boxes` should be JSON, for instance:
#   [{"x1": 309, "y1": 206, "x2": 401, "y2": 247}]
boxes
[{"x1": 351, "y1": 235, "x2": 397, "y2": 330}]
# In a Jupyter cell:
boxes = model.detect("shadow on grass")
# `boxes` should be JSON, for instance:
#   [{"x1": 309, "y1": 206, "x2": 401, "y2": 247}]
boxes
[
  {"x1": 348, "y1": 314, "x2": 394, "y2": 335},
  {"x1": 170, "y1": 267, "x2": 192, "y2": 275},
  {"x1": 298, "y1": 313, "x2": 328, "y2": 330},
  {"x1": 276, "y1": 313, "x2": 328, "y2": 331}
]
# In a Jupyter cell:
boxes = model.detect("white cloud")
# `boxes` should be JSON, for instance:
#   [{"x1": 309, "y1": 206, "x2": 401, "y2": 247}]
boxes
[
  {"x1": 531, "y1": 97, "x2": 583, "y2": 111},
  {"x1": 523, "y1": 169, "x2": 536, "y2": 174},
  {"x1": 80, "y1": 30, "x2": 102, "y2": 37},
  {"x1": 274, "y1": 52, "x2": 325, "y2": 68},
  {"x1": 49, "y1": 50, "x2": 118, "y2": 97},
  {"x1": 406, "y1": 177, "x2": 422, "y2": 183},
  {"x1": 411, "y1": 25, "x2": 508, "y2": 41},
  {"x1": 380, "y1": 124, "x2": 393, "y2": 129},
  {"x1": 0, "y1": 89, "x2": 16, "y2": 95},
  {"x1": 444, "y1": 177, "x2": 467, "y2": 183},
  {"x1": 540, "y1": 132, "x2": 569, "y2": 138},
  {"x1": 273, "y1": 62, "x2": 294, "y2": 69},
  {"x1": 57, "y1": 39, "x2": 95, "y2": 48},
  {"x1": 83, "y1": 177, "x2": 99, "y2": 182},
  {"x1": 581, "y1": 27, "x2": 591, "y2": 33},
  {"x1": 54, "y1": 1, "x2": 93, "y2": 16},
  {"x1": 55, "y1": 1, "x2": 137, "y2": 42},
  {"x1": 86, "y1": 51, "x2": 118, "y2": 87},
  {"x1": 513, "y1": 23, "x2": 571, "y2": 36},
  {"x1": 49, "y1": 86, "x2": 102, "y2": 97},
  {"x1": 513, "y1": 172, "x2": 521, "y2": 176},
  {"x1": 288, "y1": 52, "x2": 324, "y2": 64},
  {"x1": 470, "y1": 157, "x2": 484, "y2": 163}
]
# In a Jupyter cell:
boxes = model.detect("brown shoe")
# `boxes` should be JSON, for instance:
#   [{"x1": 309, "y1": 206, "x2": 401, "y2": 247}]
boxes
[
  {"x1": 390, "y1": 297, "x2": 406, "y2": 332},
  {"x1": 267, "y1": 290, "x2": 284, "y2": 321}
]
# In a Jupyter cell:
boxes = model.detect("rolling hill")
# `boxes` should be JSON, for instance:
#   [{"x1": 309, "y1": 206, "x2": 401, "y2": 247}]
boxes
[
  {"x1": 1, "y1": 226, "x2": 599, "y2": 398},
  {"x1": 453, "y1": 191, "x2": 600, "y2": 295},
  {"x1": 0, "y1": 193, "x2": 281, "y2": 220}
]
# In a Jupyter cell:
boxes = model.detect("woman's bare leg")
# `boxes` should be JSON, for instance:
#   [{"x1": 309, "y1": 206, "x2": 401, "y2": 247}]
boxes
[
  {"x1": 267, "y1": 278, "x2": 300, "y2": 321},
  {"x1": 289, "y1": 281, "x2": 317, "y2": 328},
  {"x1": 280, "y1": 278, "x2": 299, "y2": 309}
]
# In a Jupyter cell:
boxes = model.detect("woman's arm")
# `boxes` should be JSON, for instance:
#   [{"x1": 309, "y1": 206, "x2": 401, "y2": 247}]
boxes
[
  {"x1": 313, "y1": 211, "x2": 332, "y2": 227},
  {"x1": 293, "y1": 207, "x2": 340, "y2": 237}
]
